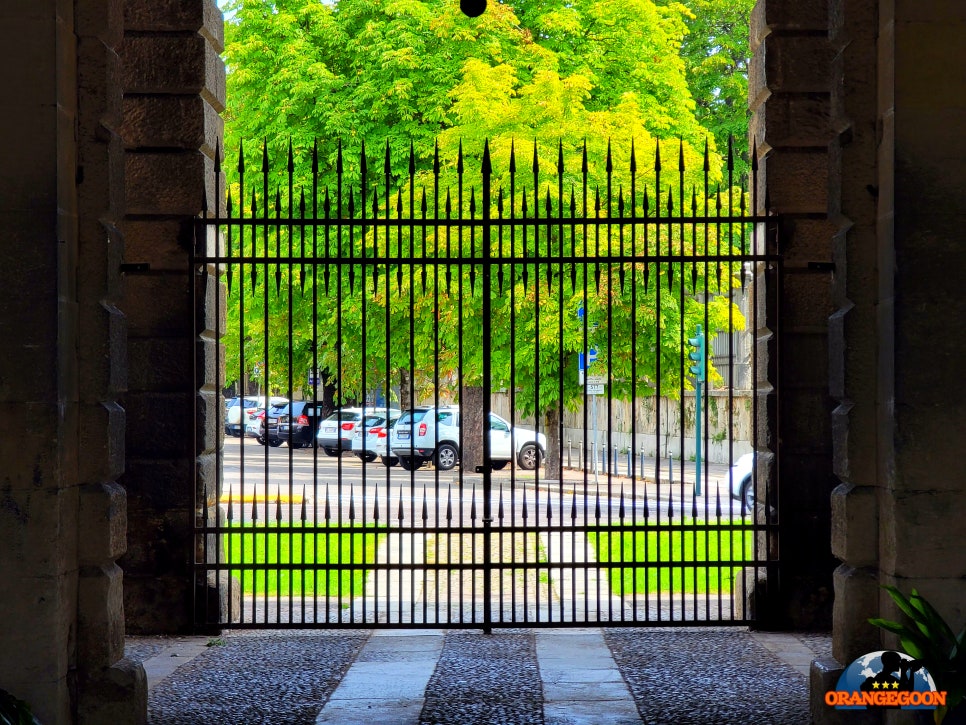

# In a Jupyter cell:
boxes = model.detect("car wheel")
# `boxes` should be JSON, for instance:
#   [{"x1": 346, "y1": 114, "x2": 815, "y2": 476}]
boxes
[
  {"x1": 364, "y1": 453, "x2": 377, "y2": 463},
  {"x1": 381, "y1": 456, "x2": 398, "y2": 467},
  {"x1": 268, "y1": 438, "x2": 283, "y2": 448},
  {"x1": 490, "y1": 461, "x2": 508, "y2": 471},
  {"x1": 435, "y1": 443, "x2": 458, "y2": 471},
  {"x1": 257, "y1": 435, "x2": 267, "y2": 446},
  {"x1": 398, "y1": 456, "x2": 423, "y2": 471},
  {"x1": 517, "y1": 443, "x2": 541, "y2": 470},
  {"x1": 740, "y1": 476, "x2": 755, "y2": 513},
  {"x1": 323, "y1": 447, "x2": 339, "y2": 457}
]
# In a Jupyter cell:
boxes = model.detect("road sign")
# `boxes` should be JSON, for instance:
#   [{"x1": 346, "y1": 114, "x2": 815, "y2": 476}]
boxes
[
  {"x1": 578, "y1": 349, "x2": 598, "y2": 370},
  {"x1": 586, "y1": 374, "x2": 607, "y2": 385},
  {"x1": 586, "y1": 383, "x2": 605, "y2": 395}
]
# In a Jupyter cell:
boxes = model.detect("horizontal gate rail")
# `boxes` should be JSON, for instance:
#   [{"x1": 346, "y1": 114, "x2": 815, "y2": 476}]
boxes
[{"x1": 193, "y1": 136, "x2": 780, "y2": 631}]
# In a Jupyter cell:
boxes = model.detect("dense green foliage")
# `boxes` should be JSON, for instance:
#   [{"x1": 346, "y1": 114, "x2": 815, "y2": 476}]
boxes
[{"x1": 220, "y1": 0, "x2": 752, "y2": 416}]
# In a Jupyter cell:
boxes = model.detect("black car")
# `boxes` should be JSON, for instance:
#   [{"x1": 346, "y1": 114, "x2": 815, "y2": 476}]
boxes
[{"x1": 258, "y1": 401, "x2": 324, "y2": 448}]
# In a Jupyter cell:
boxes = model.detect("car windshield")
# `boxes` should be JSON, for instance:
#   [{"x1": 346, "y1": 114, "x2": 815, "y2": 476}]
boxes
[
  {"x1": 268, "y1": 403, "x2": 289, "y2": 415},
  {"x1": 324, "y1": 411, "x2": 362, "y2": 423},
  {"x1": 397, "y1": 409, "x2": 429, "y2": 425}
]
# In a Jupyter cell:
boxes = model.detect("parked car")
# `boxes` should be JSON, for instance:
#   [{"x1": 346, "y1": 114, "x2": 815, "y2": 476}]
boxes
[
  {"x1": 727, "y1": 452, "x2": 756, "y2": 511},
  {"x1": 255, "y1": 401, "x2": 289, "y2": 447},
  {"x1": 351, "y1": 411, "x2": 402, "y2": 464},
  {"x1": 316, "y1": 407, "x2": 400, "y2": 457},
  {"x1": 244, "y1": 408, "x2": 265, "y2": 437},
  {"x1": 225, "y1": 395, "x2": 288, "y2": 437},
  {"x1": 258, "y1": 401, "x2": 325, "y2": 448},
  {"x1": 389, "y1": 405, "x2": 546, "y2": 471}
]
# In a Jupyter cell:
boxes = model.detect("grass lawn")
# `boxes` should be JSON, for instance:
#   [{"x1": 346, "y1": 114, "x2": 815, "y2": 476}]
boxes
[
  {"x1": 223, "y1": 525, "x2": 385, "y2": 597},
  {"x1": 589, "y1": 523, "x2": 754, "y2": 595}
]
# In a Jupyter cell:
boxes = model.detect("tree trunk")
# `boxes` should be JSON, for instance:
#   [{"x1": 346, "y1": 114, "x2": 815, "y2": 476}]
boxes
[
  {"x1": 543, "y1": 403, "x2": 561, "y2": 480},
  {"x1": 400, "y1": 367, "x2": 412, "y2": 411},
  {"x1": 460, "y1": 384, "x2": 485, "y2": 472}
]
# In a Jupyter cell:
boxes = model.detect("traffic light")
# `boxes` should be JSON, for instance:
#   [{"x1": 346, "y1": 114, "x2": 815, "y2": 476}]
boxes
[{"x1": 688, "y1": 325, "x2": 705, "y2": 382}]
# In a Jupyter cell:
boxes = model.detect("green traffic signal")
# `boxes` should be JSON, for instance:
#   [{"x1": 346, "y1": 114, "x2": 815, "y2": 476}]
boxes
[{"x1": 688, "y1": 325, "x2": 705, "y2": 381}]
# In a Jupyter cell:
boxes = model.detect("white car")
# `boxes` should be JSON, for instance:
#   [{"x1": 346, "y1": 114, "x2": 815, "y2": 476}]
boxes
[
  {"x1": 225, "y1": 395, "x2": 288, "y2": 436},
  {"x1": 389, "y1": 405, "x2": 546, "y2": 471},
  {"x1": 317, "y1": 407, "x2": 401, "y2": 457},
  {"x1": 727, "y1": 452, "x2": 756, "y2": 512},
  {"x1": 351, "y1": 411, "x2": 402, "y2": 465}
]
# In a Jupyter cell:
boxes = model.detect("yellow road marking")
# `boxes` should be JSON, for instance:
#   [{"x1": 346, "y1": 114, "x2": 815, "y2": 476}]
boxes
[{"x1": 219, "y1": 492, "x2": 305, "y2": 505}]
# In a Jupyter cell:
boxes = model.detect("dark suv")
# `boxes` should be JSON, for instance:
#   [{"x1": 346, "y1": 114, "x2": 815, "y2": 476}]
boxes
[{"x1": 259, "y1": 401, "x2": 324, "y2": 448}]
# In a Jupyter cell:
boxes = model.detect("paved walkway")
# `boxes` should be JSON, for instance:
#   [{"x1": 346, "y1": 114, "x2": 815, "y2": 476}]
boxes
[{"x1": 132, "y1": 627, "x2": 826, "y2": 724}]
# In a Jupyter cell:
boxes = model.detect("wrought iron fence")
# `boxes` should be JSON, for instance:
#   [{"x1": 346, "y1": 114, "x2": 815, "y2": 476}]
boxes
[{"x1": 193, "y1": 136, "x2": 780, "y2": 629}]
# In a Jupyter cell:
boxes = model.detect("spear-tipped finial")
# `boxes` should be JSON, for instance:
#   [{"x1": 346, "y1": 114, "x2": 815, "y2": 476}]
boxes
[{"x1": 482, "y1": 139, "x2": 492, "y2": 177}]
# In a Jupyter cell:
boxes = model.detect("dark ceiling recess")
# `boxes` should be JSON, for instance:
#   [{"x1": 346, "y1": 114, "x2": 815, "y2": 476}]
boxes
[{"x1": 461, "y1": 0, "x2": 486, "y2": 17}]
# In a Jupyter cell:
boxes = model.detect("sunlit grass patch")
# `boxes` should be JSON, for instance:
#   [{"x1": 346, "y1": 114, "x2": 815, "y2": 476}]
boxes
[
  {"x1": 588, "y1": 522, "x2": 754, "y2": 595},
  {"x1": 223, "y1": 525, "x2": 385, "y2": 596}
]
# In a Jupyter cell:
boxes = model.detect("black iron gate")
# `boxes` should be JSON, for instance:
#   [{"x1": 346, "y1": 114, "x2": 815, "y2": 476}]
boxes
[{"x1": 193, "y1": 137, "x2": 780, "y2": 629}]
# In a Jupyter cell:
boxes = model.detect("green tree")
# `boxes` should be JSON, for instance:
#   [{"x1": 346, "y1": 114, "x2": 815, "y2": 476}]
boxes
[
  {"x1": 220, "y1": 0, "x2": 749, "y2": 473},
  {"x1": 664, "y1": 0, "x2": 755, "y2": 178}
]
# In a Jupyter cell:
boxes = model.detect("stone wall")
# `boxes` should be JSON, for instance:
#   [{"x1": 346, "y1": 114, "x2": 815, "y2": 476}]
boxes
[
  {"x1": 0, "y1": 0, "x2": 145, "y2": 721},
  {"x1": 749, "y1": 0, "x2": 838, "y2": 630},
  {"x1": 807, "y1": 0, "x2": 966, "y2": 722},
  {"x1": 118, "y1": 0, "x2": 225, "y2": 634}
]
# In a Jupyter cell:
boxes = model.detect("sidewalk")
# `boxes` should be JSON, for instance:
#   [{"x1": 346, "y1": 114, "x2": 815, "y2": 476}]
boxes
[{"x1": 131, "y1": 626, "x2": 827, "y2": 724}]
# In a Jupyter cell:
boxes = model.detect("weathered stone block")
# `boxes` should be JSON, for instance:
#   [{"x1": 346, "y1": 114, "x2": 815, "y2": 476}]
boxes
[
  {"x1": 0, "y1": 570, "x2": 73, "y2": 688},
  {"x1": 128, "y1": 337, "x2": 192, "y2": 391},
  {"x1": 765, "y1": 34, "x2": 834, "y2": 94},
  {"x1": 121, "y1": 94, "x2": 220, "y2": 153},
  {"x1": 777, "y1": 389, "x2": 833, "y2": 451},
  {"x1": 76, "y1": 0, "x2": 123, "y2": 45},
  {"x1": 123, "y1": 572, "x2": 195, "y2": 634},
  {"x1": 124, "y1": 0, "x2": 224, "y2": 50},
  {"x1": 79, "y1": 481, "x2": 128, "y2": 563},
  {"x1": 77, "y1": 656, "x2": 147, "y2": 725},
  {"x1": 122, "y1": 218, "x2": 193, "y2": 271},
  {"x1": 124, "y1": 150, "x2": 207, "y2": 216},
  {"x1": 122, "y1": 458, "x2": 193, "y2": 511},
  {"x1": 76, "y1": 35, "x2": 122, "y2": 130},
  {"x1": 763, "y1": 150, "x2": 830, "y2": 213},
  {"x1": 781, "y1": 334, "x2": 829, "y2": 393},
  {"x1": 832, "y1": 564, "x2": 880, "y2": 664},
  {"x1": 123, "y1": 390, "x2": 193, "y2": 458},
  {"x1": 77, "y1": 401, "x2": 125, "y2": 483},
  {"x1": 765, "y1": 1, "x2": 829, "y2": 30},
  {"x1": 77, "y1": 563, "x2": 126, "y2": 668},
  {"x1": 118, "y1": 34, "x2": 226, "y2": 112},
  {"x1": 830, "y1": 401, "x2": 876, "y2": 489},
  {"x1": 756, "y1": 93, "x2": 833, "y2": 148},
  {"x1": 76, "y1": 218, "x2": 125, "y2": 303},
  {"x1": 76, "y1": 301, "x2": 127, "y2": 399},
  {"x1": 0, "y1": 403, "x2": 62, "y2": 489},
  {"x1": 830, "y1": 483, "x2": 876, "y2": 566},
  {"x1": 122, "y1": 271, "x2": 192, "y2": 336},
  {"x1": 881, "y1": 490, "x2": 966, "y2": 577},
  {"x1": 194, "y1": 389, "x2": 222, "y2": 455}
]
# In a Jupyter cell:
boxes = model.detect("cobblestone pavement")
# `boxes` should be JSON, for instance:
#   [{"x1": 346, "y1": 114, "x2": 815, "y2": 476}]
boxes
[{"x1": 133, "y1": 627, "x2": 828, "y2": 724}]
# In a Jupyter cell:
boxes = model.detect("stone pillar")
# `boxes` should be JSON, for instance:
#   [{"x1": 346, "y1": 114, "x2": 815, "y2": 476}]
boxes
[
  {"x1": 748, "y1": 0, "x2": 837, "y2": 628},
  {"x1": 879, "y1": 0, "x2": 966, "y2": 657},
  {"x1": 810, "y1": 1, "x2": 966, "y2": 722},
  {"x1": 119, "y1": 0, "x2": 225, "y2": 633},
  {"x1": 0, "y1": 0, "x2": 145, "y2": 721}
]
